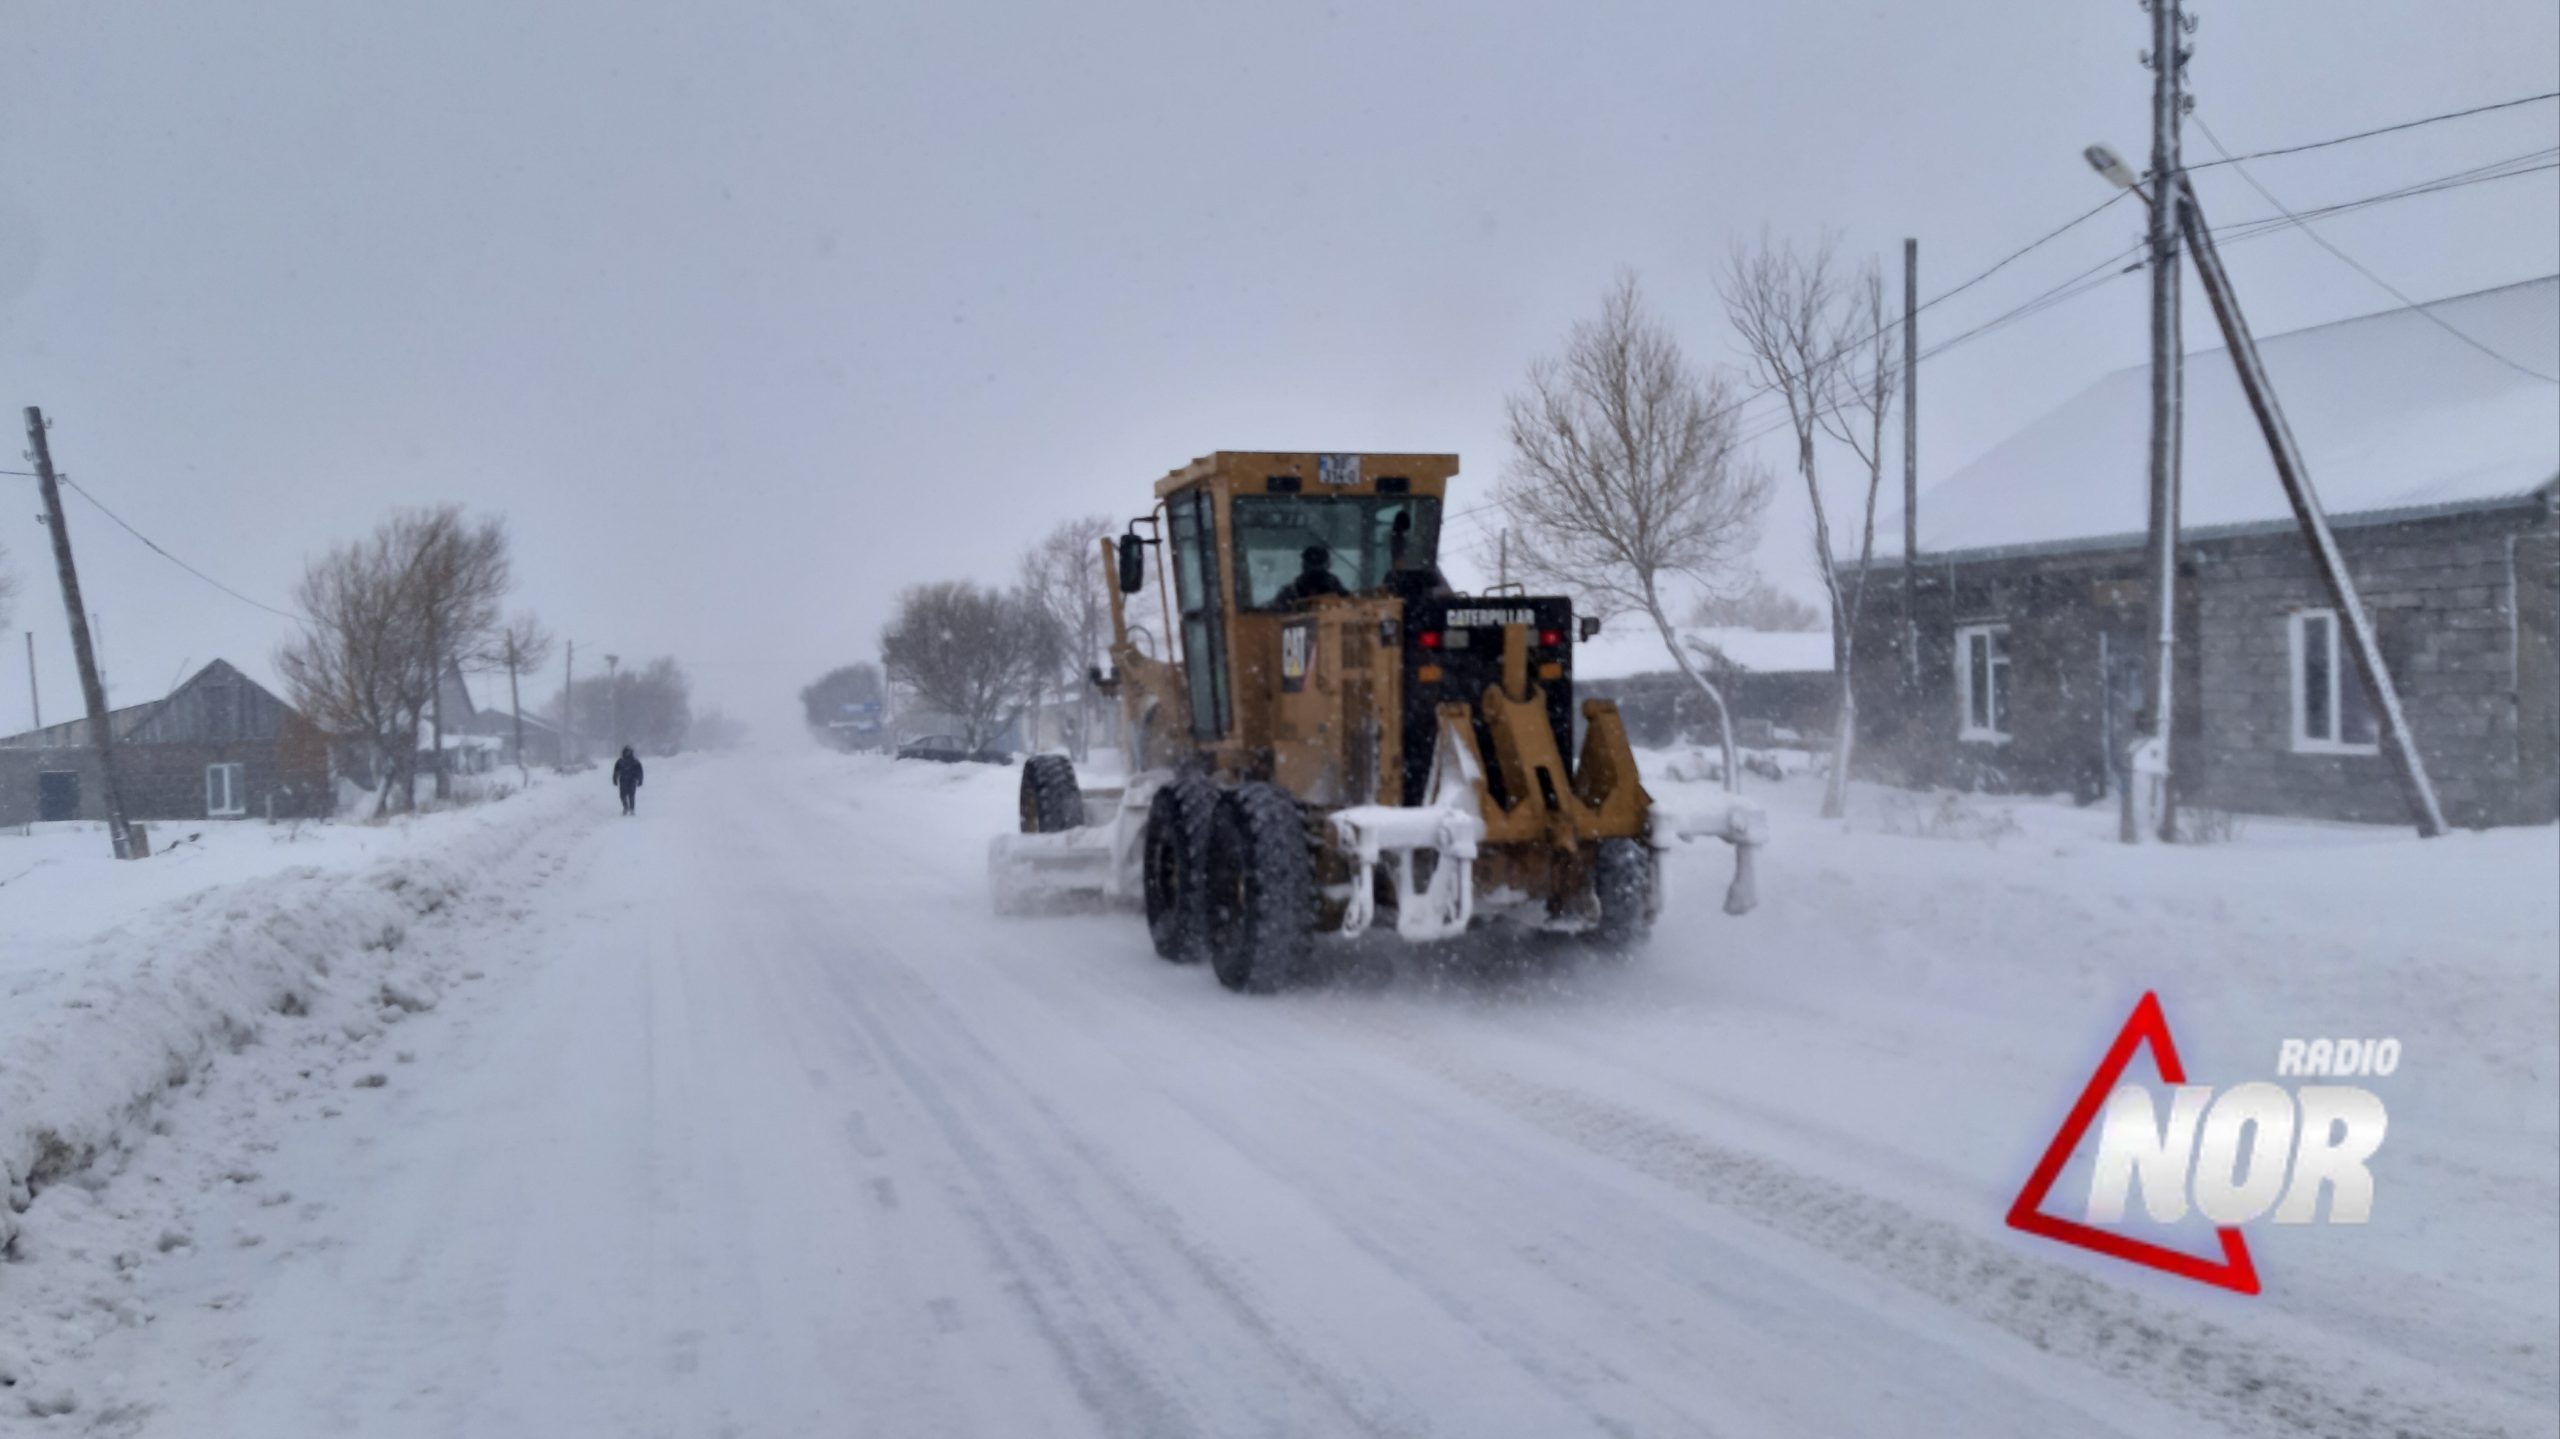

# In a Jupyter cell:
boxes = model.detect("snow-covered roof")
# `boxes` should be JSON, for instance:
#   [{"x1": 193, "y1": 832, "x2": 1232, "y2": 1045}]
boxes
[
  {"x1": 1574, "y1": 625, "x2": 1834, "y2": 681},
  {"x1": 1879, "y1": 276, "x2": 2559, "y2": 562}
]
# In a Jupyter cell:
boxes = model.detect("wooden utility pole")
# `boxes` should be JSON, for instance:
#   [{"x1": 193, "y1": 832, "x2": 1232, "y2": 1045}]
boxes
[
  {"x1": 1901, "y1": 237, "x2": 1920, "y2": 692},
  {"x1": 25, "y1": 407, "x2": 147, "y2": 859},
  {"x1": 2173, "y1": 176, "x2": 2447, "y2": 836},
  {"x1": 563, "y1": 640, "x2": 576, "y2": 767},
  {"x1": 2124, "y1": 0, "x2": 2188, "y2": 844},
  {"x1": 1497, "y1": 529, "x2": 1509, "y2": 590},
  {"x1": 506, "y1": 633, "x2": 528, "y2": 781},
  {"x1": 23, "y1": 631, "x2": 37, "y2": 730}
]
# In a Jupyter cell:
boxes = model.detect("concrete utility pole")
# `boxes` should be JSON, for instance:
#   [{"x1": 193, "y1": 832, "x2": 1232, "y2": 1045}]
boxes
[
  {"x1": 604, "y1": 653, "x2": 621, "y2": 747},
  {"x1": 2122, "y1": 0, "x2": 2189, "y2": 845},
  {"x1": 25, "y1": 407, "x2": 147, "y2": 859},
  {"x1": 1901, "y1": 237, "x2": 1920, "y2": 693},
  {"x1": 2173, "y1": 176, "x2": 2448, "y2": 837},
  {"x1": 24, "y1": 631, "x2": 38, "y2": 730},
  {"x1": 563, "y1": 640, "x2": 577, "y2": 766}
]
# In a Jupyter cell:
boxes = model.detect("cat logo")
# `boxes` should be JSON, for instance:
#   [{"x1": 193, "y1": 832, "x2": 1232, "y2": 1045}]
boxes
[
  {"x1": 1445, "y1": 607, "x2": 1536, "y2": 629},
  {"x1": 1280, "y1": 619, "x2": 1315, "y2": 693}
]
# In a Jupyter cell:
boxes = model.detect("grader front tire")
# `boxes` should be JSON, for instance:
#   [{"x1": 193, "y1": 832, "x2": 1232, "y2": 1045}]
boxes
[{"x1": 1204, "y1": 783, "x2": 1316, "y2": 994}]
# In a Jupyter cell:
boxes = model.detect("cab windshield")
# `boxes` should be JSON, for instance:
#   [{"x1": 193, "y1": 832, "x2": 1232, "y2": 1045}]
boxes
[{"x1": 1231, "y1": 495, "x2": 1442, "y2": 610}]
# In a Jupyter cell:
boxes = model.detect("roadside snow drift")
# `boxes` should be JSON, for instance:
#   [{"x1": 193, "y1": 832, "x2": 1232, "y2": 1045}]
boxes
[{"x1": 0, "y1": 782, "x2": 593, "y2": 1271}]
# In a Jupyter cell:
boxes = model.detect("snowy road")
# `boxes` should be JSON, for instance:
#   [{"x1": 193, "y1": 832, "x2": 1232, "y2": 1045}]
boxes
[{"x1": 35, "y1": 751, "x2": 2556, "y2": 1438}]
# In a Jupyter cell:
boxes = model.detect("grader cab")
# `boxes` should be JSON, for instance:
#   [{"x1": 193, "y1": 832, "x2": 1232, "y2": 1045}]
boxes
[{"x1": 988, "y1": 451, "x2": 1762, "y2": 991}]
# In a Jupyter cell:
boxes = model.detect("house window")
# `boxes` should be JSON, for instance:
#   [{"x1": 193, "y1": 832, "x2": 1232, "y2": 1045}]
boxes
[
  {"x1": 1956, "y1": 623, "x2": 2011, "y2": 742},
  {"x1": 206, "y1": 762, "x2": 247, "y2": 818},
  {"x1": 2290, "y1": 609, "x2": 2378, "y2": 753}
]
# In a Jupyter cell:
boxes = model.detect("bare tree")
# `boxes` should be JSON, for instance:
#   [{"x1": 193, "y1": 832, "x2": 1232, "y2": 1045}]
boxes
[
  {"x1": 278, "y1": 529, "x2": 415, "y2": 817},
  {"x1": 800, "y1": 662, "x2": 887, "y2": 746},
  {"x1": 559, "y1": 657, "x2": 693, "y2": 757},
  {"x1": 1018, "y1": 515, "x2": 1116, "y2": 760},
  {"x1": 407, "y1": 508, "x2": 512, "y2": 801},
  {"x1": 879, "y1": 580, "x2": 1050, "y2": 752},
  {"x1": 1722, "y1": 237, "x2": 1894, "y2": 819},
  {"x1": 1496, "y1": 273, "x2": 1772, "y2": 792},
  {"x1": 489, "y1": 613, "x2": 553, "y2": 782}
]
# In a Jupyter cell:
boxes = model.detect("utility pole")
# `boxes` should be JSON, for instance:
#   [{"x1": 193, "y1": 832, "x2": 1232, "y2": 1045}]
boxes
[
  {"x1": 25, "y1": 408, "x2": 147, "y2": 859},
  {"x1": 2173, "y1": 176, "x2": 2447, "y2": 836},
  {"x1": 24, "y1": 631, "x2": 38, "y2": 731},
  {"x1": 506, "y1": 632, "x2": 529, "y2": 781},
  {"x1": 563, "y1": 640, "x2": 576, "y2": 767},
  {"x1": 1497, "y1": 529, "x2": 1509, "y2": 590},
  {"x1": 604, "y1": 653, "x2": 621, "y2": 747},
  {"x1": 2122, "y1": 0, "x2": 2189, "y2": 845},
  {"x1": 1901, "y1": 237, "x2": 1920, "y2": 693}
]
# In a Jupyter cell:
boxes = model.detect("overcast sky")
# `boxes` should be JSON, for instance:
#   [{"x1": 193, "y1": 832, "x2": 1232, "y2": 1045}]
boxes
[{"x1": 3, "y1": 0, "x2": 2553, "y2": 739}]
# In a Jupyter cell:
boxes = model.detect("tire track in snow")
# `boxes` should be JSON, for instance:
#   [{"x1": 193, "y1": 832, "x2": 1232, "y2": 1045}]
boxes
[
  {"x1": 787, "y1": 912, "x2": 1435, "y2": 1439},
  {"x1": 1342, "y1": 1008, "x2": 2537, "y2": 1439}
]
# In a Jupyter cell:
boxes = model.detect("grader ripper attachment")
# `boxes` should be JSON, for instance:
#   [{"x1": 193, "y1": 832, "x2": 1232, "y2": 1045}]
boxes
[{"x1": 987, "y1": 451, "x2": 1762, "y2": 991}]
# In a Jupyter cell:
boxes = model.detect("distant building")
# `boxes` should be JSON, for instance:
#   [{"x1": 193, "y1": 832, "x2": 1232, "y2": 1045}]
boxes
[
  {"x1": 1573, "y1": 625, "x2": 1836, "y2": 750},
  {"x1": 1854, "y1": 277, "x2": 2559, "y2": 827},
  {"x1": 0, "y1": 660, "x2": 334, "y2": 826},
  {"x1": 445, "y1": 665, "x2": 570, "y2": 771}
]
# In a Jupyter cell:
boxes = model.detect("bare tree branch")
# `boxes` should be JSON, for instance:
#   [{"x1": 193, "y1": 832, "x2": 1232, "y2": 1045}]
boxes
[
  {"x1": 1493, "y1": 272, "x2": 1772, "y2": 791},
  {"x1": 1721, "y1": 237, "x2": 1894, "y2": 819}
]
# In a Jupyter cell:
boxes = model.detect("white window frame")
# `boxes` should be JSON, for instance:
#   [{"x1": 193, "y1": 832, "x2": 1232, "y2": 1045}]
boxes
[
  {"x1": 206, "y1": 762, "x2": 247, "y2": 818},
  {"x1": 2288, "y1": 608, "x2": 2380, "y2": 755},
  {"x1": 1955, "y1": 623, "x2": 2012, "y2": 744}
]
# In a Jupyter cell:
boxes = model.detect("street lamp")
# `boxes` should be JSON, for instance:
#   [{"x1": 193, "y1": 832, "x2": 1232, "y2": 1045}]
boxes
[{"x1": 2083, "y1": 143, "x2": 2144, "y2": 198}]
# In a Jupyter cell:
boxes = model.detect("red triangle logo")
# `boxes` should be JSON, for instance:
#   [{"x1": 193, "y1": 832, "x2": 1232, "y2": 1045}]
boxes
[{"x1": 2005, "y1": 992, "x2": 2261, "y2": 1295}]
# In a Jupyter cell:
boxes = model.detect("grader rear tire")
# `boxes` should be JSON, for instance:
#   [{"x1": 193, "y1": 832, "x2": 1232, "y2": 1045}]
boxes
[
  {"x1": 1205, "y1": 783, "x2": 1315, "y2": 994},
  {"x1": 1020, "y1": 755, "x2": 1082, "y2": 834},
  {"x1": 1143, "y1": 775, "x2": 1217, "y2": 964},
  {"x1": 1592, "y1": 837, "x2": 1655, "y2": 950}
]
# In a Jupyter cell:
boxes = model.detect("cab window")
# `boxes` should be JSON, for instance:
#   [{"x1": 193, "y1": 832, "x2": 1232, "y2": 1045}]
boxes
[
  {"x1": 1167, "y1": 490, "x2": 1230, "y2": 738},
  {"x1": 1231, "y1": 495, "x2": 1442, "y2": 610}
]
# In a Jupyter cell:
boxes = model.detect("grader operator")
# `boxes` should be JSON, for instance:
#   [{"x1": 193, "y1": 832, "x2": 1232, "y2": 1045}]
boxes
[{"x1": 988, "y1": 451, "x2": 1762, "y2": 992}]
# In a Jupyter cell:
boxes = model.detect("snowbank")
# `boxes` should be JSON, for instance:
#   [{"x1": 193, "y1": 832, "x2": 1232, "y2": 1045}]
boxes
[{"x1": 0, "y1": 781, "x2": 594, "y2": 1262}]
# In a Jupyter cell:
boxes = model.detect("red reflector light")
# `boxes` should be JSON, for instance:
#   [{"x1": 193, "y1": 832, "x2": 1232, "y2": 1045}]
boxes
[
  {"x1": 1539, "y1": 628, "x2": 1563, "y2": 647},
  {"x1": 1418, "y1": 630, "x2": 1442, "y2": 649}
]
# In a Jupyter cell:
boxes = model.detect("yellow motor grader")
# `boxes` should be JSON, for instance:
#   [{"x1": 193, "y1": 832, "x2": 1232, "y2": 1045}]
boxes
[{"x1": 988, "y1": 451, "x2": 1762, "y2": 991}]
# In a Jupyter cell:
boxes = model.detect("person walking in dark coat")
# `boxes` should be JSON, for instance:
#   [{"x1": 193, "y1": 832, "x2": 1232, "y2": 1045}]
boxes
[{"x1": 612, "y1": 746, "x2": 644, "y2": 815}]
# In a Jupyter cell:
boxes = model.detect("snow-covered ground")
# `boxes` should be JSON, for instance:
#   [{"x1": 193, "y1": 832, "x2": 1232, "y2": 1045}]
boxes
[{"x1": 0, "y1": 747, "x2": 2550, "y2": 1437}]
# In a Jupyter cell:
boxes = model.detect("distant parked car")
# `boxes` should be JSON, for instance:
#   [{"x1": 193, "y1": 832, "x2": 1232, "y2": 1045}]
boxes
[{"x1": 894, "y1": 734, "x2": 1009, "y2": 765}]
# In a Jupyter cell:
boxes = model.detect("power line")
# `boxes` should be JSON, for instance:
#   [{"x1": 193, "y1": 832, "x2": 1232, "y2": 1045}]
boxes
[
  {"x1": 2194, "y1": 115, "x2": 2559, "y2": 384},
  {"x1": 2188, "y1": 91, "x2": 2560, "y2": 172},
  {"x1": 55, "y1": 475, "x2": 308, "y2": 623},
  {"x1": 1463, "y1": 115, "x2": 2559, "y2": 534}
]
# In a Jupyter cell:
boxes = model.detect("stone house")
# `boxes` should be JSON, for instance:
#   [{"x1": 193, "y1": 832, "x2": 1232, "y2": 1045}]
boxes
[
  {"x1": 0, "y1": 659, "x2": 335, "y2": 826},
  {"x1": 1853, "y1": 277, "x2": 2559, "y2": 827}
]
